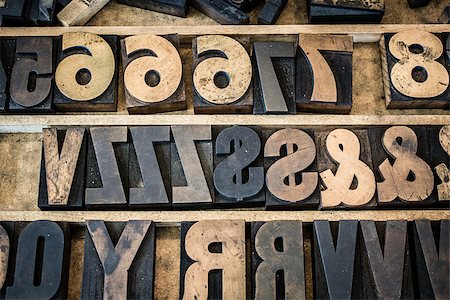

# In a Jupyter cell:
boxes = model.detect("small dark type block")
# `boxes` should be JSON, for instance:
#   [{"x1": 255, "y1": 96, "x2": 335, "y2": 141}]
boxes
[
  {"x1": 307, "y1": 0, "x2": 385, "y2": 23},
  {"x1": 81, "y1": 220, "x2": 156, "y2": 299},
  {"x1": 38, "y1": 128, "x2": 86, "y2": 210},
  {"x1": 380, "y1": 30, "x2": 450, "y2": 109},
  {"x1": 192, "y1": 35, "x2": 253, "y2": 114},
  {"x1": 226, "y1": 0, "x2": 261, "y2": 12},
  {"x1": 252, "y1": 42, "x2": 296, "y2": 115},
  {"x1": 408, "y1": 0, "x2": 431, "y2": 8},
  {"x1": 190, "y1": 0, "x2": 250, "y2": 25},
  {"x1": 263, "y1": 128, "x2": 319, "y2": 209},
  {"x1": 8, "y1": 37, "x2": 54, "y2": 113},
  {"x1": 315, "y1": 127, "x2": 377, "y2": 209},
  {"x1": 2, "y1": 221, "x2": 71, "y2": 300},
  {"x1": 258, "y1": 0, "x2": 287, "y2": 24},
  {"x1": 54, "y1": 33, "x2": 118, "y2": 112},
  {"x1": 27, "y1": 0, "x2": 57, "y2": 25},
  {"x1": 121, "y1": 34, "x2": 186, "y2": 114},
  {"x1": 251, "y1": 221, "x2": 305, "y2": 299},
  {"x1": 359, "y1": 220, "x2": 414, "y2": 299},
  {"x1": 0, "y1": 0, "x2": 28, "y2": 25},
  {"x1": 411, "y1": 220, "x2": 449, "y2": 300},
  {"x1": 439, "y1": 5, "x2": 450, "y2": 24},
  {"x1": 85, "y1": 127, "x2": 129, "y2": 208},
  {"x1": 180, "y1": 220, "x2": 246, "y2": 299},
  {"x1": 296, "y1": 34, "x2": 353, "y2": 114},
  {"x1": 369, "y1": 126, "x2": 436, "y2": 207},
  {"x1": 313, "y1": 220, "x2": 362, "y2": 299},
  {"x1": 129, "y1": 126, "x2": 171, "y2": 208},
  {"x1": 0, "y1": 39, "x2": 17, "y2": 113},
  {"x1": 171, "y1": 125, "x2": 214, "y2": 207},
  {"x1": 117, "y1": 0, "x2": 188, "y2": 17},
  {"x1": 0, "y1": 47, "x2": 7, "y2": 113},
  {"x1": 428, "y1": 125, "x2": 450, "y2": 204},
  {"x1": 213, "y1": 126, "x2": 265, "y2": 207}
]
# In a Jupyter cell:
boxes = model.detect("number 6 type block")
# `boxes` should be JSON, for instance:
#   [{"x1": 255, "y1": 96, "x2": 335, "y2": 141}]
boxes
[{"x1": 380, "y1": 30, "x2": 450, "y2": 109}]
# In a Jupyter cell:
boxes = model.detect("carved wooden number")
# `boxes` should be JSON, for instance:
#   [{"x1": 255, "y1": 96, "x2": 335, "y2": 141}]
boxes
[
  {"x1": 129, "y1": 126, "x2": 171, "y2": 207},
  {"x1": 297, "y1": 34, "x2": 353, "y2": 113},
  {"x1": 55, "y1": 32, "x2": 117, "y2": 111},
  {"x1": 192, "y1": 35, "x2": 253, "y2": 113},
  {"x1": 85, "y1": 127, "x2": 128, "y2": 208},
  {"x1": 214, "y1": 126, "x2": 265, "y2": 206},
  {"x1": 251, "y1": 221, "x2": 305, "y2": 299},
  {"x1": 434, "y1": 126, "x2": 450, "y2": 202},
  {"x1": 252, "y1": 42, "x2": 296, "y2": 114},
  {"x1": 180, "y1": 220, "x2": 246, "y2": 299},
  {"x1": 0, "y1": 225, "x2": 9, "y2": 291},
  {"x1": 264, "y1": 128, "x2": 319, "y2": 209},
  {"x1": 171, "y1": 125, "x2": 213, "y2": 206},
  {"x1": 82, "y1": 220, "x2": 155, "y2": 299},
  {"x1": 38, "y1": 128, "x2": 86, "y2": 210},
  {"x1": 316, "y1": 128, "x2": 376, "y2": 209},
  {"x1": 381, "y1": 30, "x2": 450, "y2": 108},
  {"x1": 121, "y1": 34, "x2": 186, "y2": 114},
  {"x1": 376, "y1": 126, "x2": 435, "y2": 206}
]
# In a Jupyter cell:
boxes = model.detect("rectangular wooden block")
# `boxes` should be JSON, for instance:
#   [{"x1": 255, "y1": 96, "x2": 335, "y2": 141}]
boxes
[
  {"x1": 308, "y1": 0, "x2": 385, "y2": 23},
  {"x1": 38, "y1": 128, "x2": 86, "y2": 210},
  {"x1": 213, "y1": 125, "x2": 265, "y2": 207},
  {"x1": 0, "y1": 222, "x2": 14, "y2": 298},
  {"x1": 263, "y1": 128, "x2": 319, "y2": 209},
  {"x1": 121, "y1": 34, "x2": 186, "y2": 114},
  {"x1": 57, "y1": 0, "x2": 110, "y2": 26},
  {"x1": 427, "y1": 125, "x2": 450, "y2": 204},
  {"x1": 190, "y1": 0, "x2": 249, "y2": 25},
  {"x1": 258, "y1": 0, "x2": 287, "y2": 24},
  {"x1": 0, "y1": 0, "x2": 28, "y2": 25},
  {"x1": 0, "y1": 38, "x2": 16, "y2": 113},
  {"x1": 27, "y1": 0, "x2": 56, "y2": 25},
  {"x1": 117, "y1": 0, "x2": 188, "y2": 17},
  {"x1": 226, "y1": 0, "x2": 261, "y2": 12}
]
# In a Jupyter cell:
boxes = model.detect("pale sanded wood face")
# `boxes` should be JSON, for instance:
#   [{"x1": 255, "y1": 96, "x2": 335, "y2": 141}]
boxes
[
  {"x1": 312, "y1": 0, "x2": 385, "y2": 10},
  {"x1": 0, "y1": 225, "x2": 8, "y2": 290}
]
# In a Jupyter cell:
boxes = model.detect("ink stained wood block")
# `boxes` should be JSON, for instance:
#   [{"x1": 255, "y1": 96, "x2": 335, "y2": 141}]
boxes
[
  {"x1": 81, "y1": 220, "x2": 155, "y2": 300},
  {"x1": 0, "y1": 0, "x2": 28, "y2": 25},
  {"x1": 192, "y1": 35, "x2": 253, "y2": 114},
  {"x1": 27, "y1": 0, "x2": 56, "y2": 25},
  {"x1": 117, "y1": 0, "x2": 188, "y2": 17},
  {"x1": 85, "y1": 127, "x2": 129, "y2": 208},
  {"x1": 308, "y1": 0, "x2": 385, "y2": 23},
  {"x1": 251, "y1": 221, "x2": 306, "y2": 299},
  {"x1": 190, "y1": 0, "x2": 249, "y2": 25},
  {"x1": 8, "y1": 37, "x2": 54, "y2": 113},
  {"x1": 412, "y1": 220, "x2": 449, "y2": 300},
  {"x1": 313, "y1": 220, "x2": 361, "y2": 300},
  {"x1": 258, "y1": 0, "x2": 288, "y2": 24},
  {"x1": 252, "y1": 42, "x2": 296, "y2": 115},
  {"x1": 297, "y1": 34, "x2": 353, "y2": 114},
  {"x1": 315, "y1": 128, "x2": 377, "y2": 209},
  {"x1": 0, "y1": 47, "x2": 7, "y2": 113},
  {"x1": 370, "y1": 126, "x2": 436, "y2": 207},
  {"x1": 380, "y1": 30, "x2": 450, "y2": 109},
  {"x1": 3, "y1": 221, "x2": 70, "y2": 300},
  {"x1": 56, "y1": 0, "x2": 110, "y2": 26},
  {"x1": 263, "y1": 128, "x2": 319, "y2": 209},
  {"x1": 180, "y1": 220, "x2": 246, "y2": 300},
  {"x1": 226, "y1": 0, "x2": 261, "y2": 12},
  {"x1": 54, "y1": 32, "x2": 118, "y2": 112},
  {"x1": 0, "y1": 223, "x2": 11, "y2": 293},
  {"x1": 129, "y1": 126, "x2": 171, "y2": 208},
  {"x1": 359, "y1": 220, "x2": 414, "y2": 299},
  {"x1": 171, "y1": 125, "x2": 214, "y2": 207},
  {"x1": 408, "y1": 0, "x2": 430, "y2": 8},
  {"x1": 0, "y1": 39, "x2": 15, "y2": 113},
  {"x1": 428, "y1": 125, "x2": 450, "y2": 204},
  {"x1": 121, "y1": 34, "x2": 186, "y2": 114},
  {"x1": 213, "y1": 126, "x2": 265, "y2": 207},
  {"x1": 38, "y1": 128, "x2": 86, "y2": 210}
]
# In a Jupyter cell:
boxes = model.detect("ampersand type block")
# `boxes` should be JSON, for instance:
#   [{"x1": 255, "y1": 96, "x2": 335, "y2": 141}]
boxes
[{"x1": 427, "y1": 125, "x2": 450, "y2": 205}]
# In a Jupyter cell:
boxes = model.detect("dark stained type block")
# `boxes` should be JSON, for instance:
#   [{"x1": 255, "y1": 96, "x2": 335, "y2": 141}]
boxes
[
  {"x1": 27, "y1": 0, "x2": 57, "y2": 25},
  {"x1": 307, "y1": 0, "x2": 385, "y2": 23},
  {"x1": 258, "y1": 0, "x2": 287, "y2": 24},
  {"x1": 117, "y1": 0, "x2": 188, "y2": 17},
  {"x1": 408, "y1": 0, "x2": 431, "y2": 8},
  {"x1": 190, "y1": 0, "x2": 250, "y2": 24},
  {"x1": 0, "y1": 0, "x2": 28, "y2": 25}
]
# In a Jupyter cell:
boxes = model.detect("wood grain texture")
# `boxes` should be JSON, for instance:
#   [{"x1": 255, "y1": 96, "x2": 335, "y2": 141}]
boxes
[
  {"x1": 57, "y1": 0, "x2": 111, "y2": 26},
  {"x1": 0, "y1": 225, "x2": 9, "y2": 290}
]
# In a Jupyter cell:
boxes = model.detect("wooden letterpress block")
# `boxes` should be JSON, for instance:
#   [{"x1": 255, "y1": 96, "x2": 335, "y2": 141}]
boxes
[
  {"x1": 38, "y1": 128, "x2": 86, "y2": 210},
  {"x1": 380, "y1": 30, "x2": 450, "y2": 109},
  {"x1": 8, "y1": 37, "x2": 54, "y2": 113},
  {"x1": 428, "y1": 126, "x2": 450, "y2": 204},
  {"x1": 315, "y1": 127, "x2": 377, "y2": 209},
  {"x1": 213, "y1": 125, "x2": 265, "y2": 207},
  {"x1": 258, "y1": 0, "x2": 288, "y2": 24},
  {"x1": 180, "y1": 220, "x2": 246, "y2": 299},
  {"x1": 408, "y1": 0, "x2": 430, "y2": 8},
  {"x1": 27, "y1": 0, "x2": 56, "y2": 25},
  {"x1": 121, "y1": 34, "x2": 186, "y2": 114},
  {"x1": 81, "y1": 220, "x2": 155, "y2": 299},
  {"x1": 226, "y1": 0, "x2": 260, "y2": 12},
  {"x1": 171, "y1": 125, "x2": 214, "y2": 207},
  {"x1": 412, "y1": 220, "x2": 449, "y2": 300},
  {"x1": 85, "y1": 127, "x2": 129, "y2": 208},
  {"x1": 297, "y1": 34, "x2": 353, "y2": 114},
  {"x1": 0, "y1": 0, "x2": 28, "y2": 25},
  {"x1": 129, "y1": 126, "x2": 171, "y2": 208},
  {"x1": 117, "y1": 0, "x2": 188, "y2": 17},
  {"x1": 439, "y1": 6, "x2": 450, "y2": 24},
  {"x1": 359, "y1": 220, "x2": 414, "y2": 299},
  {"x1": 56, "y1": 0, "x2": 109, "y2": 26},
  {"x1": 252, "y1": 42, "x2": 296, "y2": 114},
  {"x1": 0, "y1": 39, "x2": 17, "y2": 113},
  {"x1": 307, "y1": 0, "x2": 385, "y2": 23},
  {"x1": 369, "y1": 126, "x2": 436, "y2": 207},
  {"x1": 54, "y1": 32, "x2": 118, "y2": 112},
  {"x1": 251, "y1": 221, "x2": 305, "y2": 299},
  {"x1": 263, "y1": 128, "x2": 319, "y2": 209},
  {"x1": 190, "y1": 0, "x2": 249, "y2": 24},
  {"x1": 313, "y1": 220, "x2": 361, "y2": 299},
  {"x1": 3, "y1": 221, "x2": 70, "y2": 300},
  {"x1": 192, "y1": 35, "x2": 253, "y2": 113},
  {"x1": 0, "y1": 222, "x2": 12, "y2": 294},
  {"x1": 0, "y1": 47, "x2": 7, "y2": 113}
]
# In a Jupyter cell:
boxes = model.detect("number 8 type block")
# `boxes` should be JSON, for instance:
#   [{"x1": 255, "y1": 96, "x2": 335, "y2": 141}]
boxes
[{"x1": 380, "y1": 30, "x2": 450, "y2": 109}]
